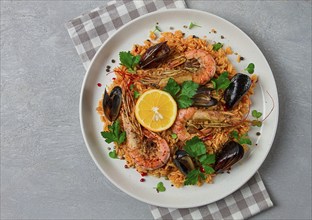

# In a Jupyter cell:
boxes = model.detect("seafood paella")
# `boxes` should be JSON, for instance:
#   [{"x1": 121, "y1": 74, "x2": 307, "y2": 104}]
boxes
[{"x1": 96, "y1": 30, "x2": 260, "y2": 188}]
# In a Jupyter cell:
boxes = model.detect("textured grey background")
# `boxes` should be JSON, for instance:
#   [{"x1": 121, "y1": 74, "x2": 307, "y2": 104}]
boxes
[{"x1": 1, "y1": 1, "x2": 311, "y2": 219}]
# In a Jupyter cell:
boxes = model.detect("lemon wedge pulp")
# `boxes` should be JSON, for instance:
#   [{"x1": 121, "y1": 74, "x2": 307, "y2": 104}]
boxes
[{"x1": 135, "y1": 89, "x2": 177, "y2": 132}]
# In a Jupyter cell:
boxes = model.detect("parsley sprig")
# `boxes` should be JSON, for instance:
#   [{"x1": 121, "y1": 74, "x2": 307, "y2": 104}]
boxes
[
  {"x1": 163, "y1": 78, "x2": 199, "y2": 109},
  {"x1": 189, "y1": 22, "x2": 201, "y2": 29},
  {"x1": 119, "y1": 51, "x2": 141, "y2": 73},
  {"x1": 212, "y1": 42, "x2": 223, "y2": 51},
  {"x1": 101, "y1": 120, "x2": 126, "y2": 146},
  {"x1": 251, "y1": 110, "x2": 262, "y2": 127},
  {"x1": 211, "y1": 71, "x2": 231, "y2": 93},
  {"x1": 183, "y1": 137, "x2": 216, "y2": 185},
  {"x1": 155, "y1": 182, "x2": 166, "y2": 193},
  {"x1": 245, "y1": 63, "x2": 255, "y2": 74},
  {"x1": 230, "y1": 131, "x2": 252, "y2": 145}
]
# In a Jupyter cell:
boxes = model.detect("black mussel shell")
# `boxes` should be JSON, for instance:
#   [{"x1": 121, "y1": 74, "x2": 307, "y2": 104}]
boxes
[
  {"x1": 103, "y1": 86, "x2": 122, "y2": 122},
  {"x1": 139, "y1": 41, "x2": 170, "y2": 69},
  {"x1": 214, "y1": 141, "x2": 244, "y2": 173},
  {"x1": 224, "y1": 73, "x2": 251, "y2": 109},
  {"x1": 173, "y1": 150, "x2": 195, "y2": 176},
  {"x1": 192, "y1": 86, "x2": 218, "y2": 107}
]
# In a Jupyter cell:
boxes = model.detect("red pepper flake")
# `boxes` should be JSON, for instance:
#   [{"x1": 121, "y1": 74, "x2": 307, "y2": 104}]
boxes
[
  {"x1": 141, "y1": 172, "x2": 147, "y2": 177},
  {"x1": 112, "y1": 77, "x2": 116, "y2": 81},
  {"x1": 97, "y1": 83, "x2": 102, "y2": 87},
  {"x1": 124, "y1": 164, "x2": 129, "y2": 169},
  {"x1": 140, "y1": 178, "x2": 145, "y2": 182}
]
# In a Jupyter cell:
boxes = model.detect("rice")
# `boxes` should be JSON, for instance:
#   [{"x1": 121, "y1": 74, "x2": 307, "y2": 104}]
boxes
[{"x1": 97, "y1": 30, "x2": 257, "y2": 187}]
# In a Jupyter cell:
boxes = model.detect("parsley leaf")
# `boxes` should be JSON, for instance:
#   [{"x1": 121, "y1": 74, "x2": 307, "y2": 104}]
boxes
[
  {"x1": 199, "y1": 154, "x2": 216, "y2": 165},
  {"x1": 252, "y1": 120, "x2": 262, "y2": 127},
  {"x1": 245, "y1": 63, "x2": 255, "y2": 74},
  {"x1": 239, "y1": 136, "x2": 252, "y2": 145},
  {"x1": 177, "y1": 95, "x2": 193, "y2": 109},
  {"x1": 163, "y1": 78, "x2": 181, "y2": 97},
  {"x1": 119, "y1": 51, "x2": 141, "y2": 73},
  {"x1": 184, "y1": 169, "x2": 202, "y2": 185},
  {"x1": 109, "y1": 150, "x2": 118, "y2": 159},
  {"x1": 230, "y1": 130, "x2": 252, "y2": 145},
  {"x1": 180, "y1": 81, "x2": 199, "y2": 97},
  {"x1": 163, "y1": 78, "x2": 199, "y2": 109},
  {"x1": 252, "y1": 110, "x2": 262, "y2": 119},
  {"x1": 184, "y1": 136, "x2": 207, "y2": 158},
  {"x1": 171, "y1": 133, "x2": 178, "y2": 139},
  {"x1": 133, "y1": 91, "x2": 140, "y2": 99},
  {"x1": 189, "y1": 22, "x2": 201, "y2": 29},
  {"x1": 156, "y1": 182, "x2": 166, "y2": 192},
  {"x1": 212, "y1": 42, "x2": 223, "y2": 51},
  {"x1": 101, "y1": 120, "x2": 126, "y2": 145},
  {"x1": 211, "y1": 72, "x2": 231, "y2": 92},
  {"x1": 202, "y1": 165, "x2": 215, "y2": 174}
]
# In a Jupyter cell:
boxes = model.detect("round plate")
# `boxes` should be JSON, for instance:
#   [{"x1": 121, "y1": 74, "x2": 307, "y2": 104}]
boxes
[{"x1": 80, "y1": 9, "x2": 279, "y2": 208}]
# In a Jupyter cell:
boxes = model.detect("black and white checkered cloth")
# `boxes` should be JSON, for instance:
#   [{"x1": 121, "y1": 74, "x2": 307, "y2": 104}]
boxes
[{"x1": 65, "y1": 1, "x2": 273, "y2": 219}]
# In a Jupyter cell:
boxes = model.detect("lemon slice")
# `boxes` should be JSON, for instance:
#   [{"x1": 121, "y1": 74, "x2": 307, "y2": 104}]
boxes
[{"x1": 135, "y1": 89, "x2": 177, "y2": 132}]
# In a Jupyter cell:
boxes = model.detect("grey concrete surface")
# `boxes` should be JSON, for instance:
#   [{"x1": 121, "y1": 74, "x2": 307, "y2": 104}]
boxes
[{"x1": 1, "y1": 1, "x2": 311, "y2": 219}]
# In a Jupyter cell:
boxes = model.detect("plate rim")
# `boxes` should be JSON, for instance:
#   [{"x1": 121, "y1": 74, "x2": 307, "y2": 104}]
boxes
[{"x1": 79, "y1": 8, "x2": 279, "y2": 208}]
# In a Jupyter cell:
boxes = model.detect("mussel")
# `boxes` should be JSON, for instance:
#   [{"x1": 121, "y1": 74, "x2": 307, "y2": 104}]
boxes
[
  {"x1": 173, "y1": 150, "x2": 195, "y2": 175},
  {"x1": 103, "y1": 86, "x2": 122, "y2": 122},
  {"x1": 214, "y1": 141, "x2": 244, "y2": 173},
  {"x1": 192, "y1": 86, "x2": 218, "y2": 107},
  {"x1": 139, "y1": 41, "x2": 170, "y2": 69},
  {"x1": 224, "y1": 73, "x2": 251, "y2": 110}
]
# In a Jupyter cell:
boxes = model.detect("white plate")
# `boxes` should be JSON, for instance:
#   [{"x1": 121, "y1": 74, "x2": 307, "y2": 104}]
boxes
[{"x1": 80, "y1": 9, "x2": 278, "y2": 208}]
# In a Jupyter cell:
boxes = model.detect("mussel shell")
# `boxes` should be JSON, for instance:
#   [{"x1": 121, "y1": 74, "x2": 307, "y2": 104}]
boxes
[
  {"x1": 192, "y1": 86, "x2": 218, "y2": 107},
  {"x1": 173, "y1": 150, "x2": 195, "y2": 176},
  {"x1": 103, "y1": 86, "x2": 122, "y2": 122},
  {"x1": 214, "y1": 141, "x2": 244, "y2": 173},
  {"x1": 139, "y1": 41, "x2": 170, "y2": 69},
  {"x1": 224, "y1": 73, "x2": 251, "y2": 109}
]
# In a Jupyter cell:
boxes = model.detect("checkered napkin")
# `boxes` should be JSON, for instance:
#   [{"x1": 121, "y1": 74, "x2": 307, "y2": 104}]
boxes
[{"x1": 65, "y1": 0, "x2": 273, "y2": 219}]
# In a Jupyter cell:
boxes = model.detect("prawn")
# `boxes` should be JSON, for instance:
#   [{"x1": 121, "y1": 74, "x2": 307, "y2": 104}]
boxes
[
  {"x1": 129, "y1": 129, "x2": 170, "y2": 170},
  {"x1": 172, "y1": 108, "x2": 245, "y2": 141},
  {"x1": 138, "y1": 49, "x2": 216, "y2": 87},
  {"x1": 184, "y1": 49, "x2": 216, "y2": 85},
  {"x1": 120, "y1": 83, "x2": 170, "y2": 170}
]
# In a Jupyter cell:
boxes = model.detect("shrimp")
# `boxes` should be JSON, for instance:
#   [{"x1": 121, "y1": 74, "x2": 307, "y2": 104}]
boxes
[
  {"x1": 138, "y1": 49, "x2": 216, "y2": 87},
  {"x1": 171, "y1": 107, "x2": 197, "y2": 141},
  {"x1": 172, "y1": 108, "x2": 244, "y2": 141},
  {"x1": 120, "y1": 83, "x2": 170, "y2": 170},
  {"x1": 184, "y1": 49, "x2": 216, "y2": 85},
  {"x1": 129, "y1": 129, "x2": 170, "y2": 170}
]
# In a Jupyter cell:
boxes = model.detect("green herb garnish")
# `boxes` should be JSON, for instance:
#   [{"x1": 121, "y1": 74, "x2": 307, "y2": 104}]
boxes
[
  {"x1": 183, "y1": 137, "x2": 216, "y2": 185},
  {"x1": 119, "y1": 51, "x2": 141, "y2": 73},
  {"x1": 184, "y1": 169, "x2": 205, "y2": 185},
  {"x1": 212, "y1": 42, "x2": 223, "y2": 51},
  {"x1": 129, "y1": 84, "x2": 134, "y2": 90},
  {"x1": 189, "y1": 22, "x2": 201, "y2": 29},
  {"x1": 109, "y1": 150, "x2": 118, "y2": 159},
  {"x1": 134, "y1": 90, "x2": 140, "y2": 99},
  {"x1": 211, "y1": 72, "x2": 231, "y2": 92},
  {"x1": 230, "y1": 131, "x2": 252, "y2": 145},
  {"x1": 163, "y1": 78, "x2": 199, "y2": 109},
  {"x1": 153, "y1": 25, "x2": 162, "y2": 32},
  {"x1": 245, "y1": 63, "x2": 255, "y2": 74},
  {"x1": 155, "y1": 182, "x2": 166, "y2": 192},
  {"x1": 171, "y1": 133, "x2": 178, "y2": 139},
  {"x1": 252, "y1": 110, "x2": 262, "y2": 119},
  {"x1": 101, "y1": 120, "x2": 126, "y2": 146},
  {"x1": 251, "y1": 110, "x2": 262, "y2": 127}
]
